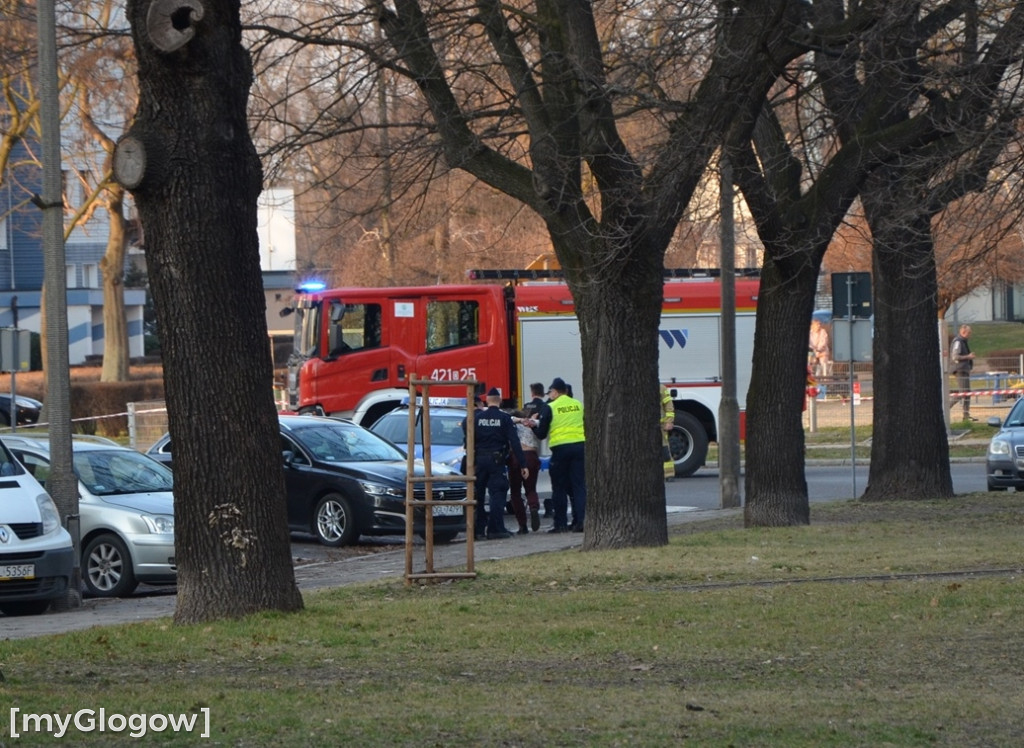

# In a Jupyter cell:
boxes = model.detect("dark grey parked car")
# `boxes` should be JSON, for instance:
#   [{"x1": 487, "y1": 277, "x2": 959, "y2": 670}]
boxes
[
  {"x1": 986, "y1": 398, "x2": 1024, "y2": 491},
  {"x1": 148, "y1": 415, "x2": 467, "y2": 546},
  {"x1": 0, "y1": 394, "x2": 42, "y2": 426}
]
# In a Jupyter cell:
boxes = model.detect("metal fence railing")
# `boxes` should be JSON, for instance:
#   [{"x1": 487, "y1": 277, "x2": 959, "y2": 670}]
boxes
[
  {"x1": 805, "y1": 374, "x2": 1022, "y2": 432},
  {"x1": 128, "y1": 401, "x2": 168, "y2": 452}
]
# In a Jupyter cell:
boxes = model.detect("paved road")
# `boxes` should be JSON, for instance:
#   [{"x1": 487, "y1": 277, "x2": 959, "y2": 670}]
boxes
[{"x1": 671, "y1": 459, "x2": 986, "y2": 510}]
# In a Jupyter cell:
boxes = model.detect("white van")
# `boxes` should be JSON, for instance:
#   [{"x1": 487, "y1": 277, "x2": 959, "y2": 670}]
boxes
[{"x1": 0, "y1": 438, "x2": 74, "y2": 616}]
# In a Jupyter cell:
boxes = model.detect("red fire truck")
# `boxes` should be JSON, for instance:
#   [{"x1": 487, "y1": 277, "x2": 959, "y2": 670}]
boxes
[{"x1": 286, "y1": 271, "x2": 758, "y2": 477}]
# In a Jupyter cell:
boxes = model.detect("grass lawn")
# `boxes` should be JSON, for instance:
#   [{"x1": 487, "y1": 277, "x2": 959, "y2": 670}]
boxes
[
  {"x1": 3, "y1": 494, "x2": 1023, "y2": 746},
  {"x1": 960, "y1": 320, "x2": 1024, "y2": 357}
]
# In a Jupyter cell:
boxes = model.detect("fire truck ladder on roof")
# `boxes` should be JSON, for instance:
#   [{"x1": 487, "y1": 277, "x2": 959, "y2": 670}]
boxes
[
  {"x1": 404, "y1": 376, "x2": 479, "y2": 585},
  {"x1": 466, "y1": 267, "x2": 761, "y2": 281}
]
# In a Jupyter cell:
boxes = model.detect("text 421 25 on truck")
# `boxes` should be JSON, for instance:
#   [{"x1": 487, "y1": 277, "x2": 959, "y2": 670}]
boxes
[{"x1": 286, "y1": 271, "x2": 758, "y2": 478}]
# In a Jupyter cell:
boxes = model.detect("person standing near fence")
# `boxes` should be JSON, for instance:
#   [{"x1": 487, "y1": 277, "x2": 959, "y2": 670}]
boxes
[
  {"x1": 950, "y1": 324, "x2": 976, "y2": 422},
  {"x1": 809, "y1": 318, "x2": 831, "y2": 378}
]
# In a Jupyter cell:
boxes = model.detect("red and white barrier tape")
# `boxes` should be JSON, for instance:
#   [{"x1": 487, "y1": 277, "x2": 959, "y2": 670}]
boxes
[{"x1": 28, "y1": 406, "x2": 168, "y2": 429}]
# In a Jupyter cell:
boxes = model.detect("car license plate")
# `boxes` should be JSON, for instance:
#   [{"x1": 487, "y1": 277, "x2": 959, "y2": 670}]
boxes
[
  {"x1": 432, "y1": 505, "x2": 463, "y2": 517},
  {"x1": 0, "y1": 564, "x2": 35, "y2": 580}
]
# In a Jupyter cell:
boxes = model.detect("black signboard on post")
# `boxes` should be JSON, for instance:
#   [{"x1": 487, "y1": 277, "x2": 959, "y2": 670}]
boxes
[
  {"x1": 828, "y1": 271, "x2": 872, "y2": 496},
  {"x1": 831, "y1": 272, "x2": 872, "y2": 319}
]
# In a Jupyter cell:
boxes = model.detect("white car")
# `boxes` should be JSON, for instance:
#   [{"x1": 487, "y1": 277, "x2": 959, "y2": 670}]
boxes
[
  {"x1": 0, "y1": 439, "x2": 74, "y2": 616},
  {"x1": 2, "y1": 435, "x2": 176, "y2": 598}
]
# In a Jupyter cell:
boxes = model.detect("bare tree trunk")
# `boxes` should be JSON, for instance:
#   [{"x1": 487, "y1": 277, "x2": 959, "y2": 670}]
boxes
[
  {"x1": 373, "y1": 18, "x2": 396, "y2": 283},
  {"x1": 100, "y1": 184, "x2": 130, "y2": 382},
  {"x1": 862, "y1": 179, "x2": 954, "y2": 501},
  {"x1": 122, "y1": 0, "x2": 302, "y2": 623},
  {"x1": 744, "y1": 256, "x2": 815, "y2": 527},
  {"x1": 575, "y1": 258, "x2": 668, "y2": 550}
]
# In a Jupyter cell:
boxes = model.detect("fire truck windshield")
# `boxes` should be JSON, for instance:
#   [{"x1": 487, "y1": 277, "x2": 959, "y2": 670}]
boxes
[{"x1": 296, "y1": 302, "x2": 321, "y2": 358}]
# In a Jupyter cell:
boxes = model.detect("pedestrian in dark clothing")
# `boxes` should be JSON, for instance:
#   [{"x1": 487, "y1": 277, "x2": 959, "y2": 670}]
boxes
[
  {"x1": 525, "y1": 382, "x2": 554, "y2": 517},
  {"x1": 950, "y1": 324, "x2": 977, "y2": 422},
  {"x1": 526, "y1": 382, "x2": 552, "y2": 425},
  {"x1": 465, "y1": 388, "x2": 528, "y2": 539},
  {"x1": 508, "y1": 409, "x2": 542, "y2": 533}
]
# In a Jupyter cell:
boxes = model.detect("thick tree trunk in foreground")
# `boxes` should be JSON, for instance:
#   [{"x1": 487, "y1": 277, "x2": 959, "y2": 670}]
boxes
[
  {"x1": 744, "y1": 257, "x2": 816, "y2": 527},
  {"x1": 123, "y1": 0, "x2": 302, "y2": 623},
  {"x1": 575, "y1": 261, "x2": 668, "y2": 550},
  {"x1": 862, "y1": 181, "x2": 954, "y2": 501}
]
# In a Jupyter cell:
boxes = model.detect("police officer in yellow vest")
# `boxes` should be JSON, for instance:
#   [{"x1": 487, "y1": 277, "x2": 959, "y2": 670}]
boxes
[{"x1": 534, "y1": 377, "x2": 586, "y2": 533}]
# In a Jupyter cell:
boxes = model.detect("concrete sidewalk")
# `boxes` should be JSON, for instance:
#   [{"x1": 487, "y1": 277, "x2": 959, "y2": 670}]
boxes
[{"x1": 2, "y1": 507, "x2": 731, "y2": 641}]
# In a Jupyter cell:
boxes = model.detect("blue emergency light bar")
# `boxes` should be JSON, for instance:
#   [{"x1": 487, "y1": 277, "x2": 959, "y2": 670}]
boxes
[{"x1": 296, "y1": 280, "x2": 327, "y2": 292}]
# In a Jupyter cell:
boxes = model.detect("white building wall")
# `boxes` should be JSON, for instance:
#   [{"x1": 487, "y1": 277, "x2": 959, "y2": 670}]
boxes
[
  {"x1": 257, "y1": 188, "x2": 297, "y2": 272},
  {"x1": 67, "y1": 304, "x2": 92, "y2": 364},
  {"x1": 950, "y1": 287, "x2": 993, "y2": 324},
  {"x1": 128, "y1": 305, "x2": 145, "y2": 358}
]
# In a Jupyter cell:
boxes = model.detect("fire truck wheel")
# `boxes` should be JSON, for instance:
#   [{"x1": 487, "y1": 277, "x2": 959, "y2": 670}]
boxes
[
  {"x1": 313, "y1": 492, "x2": 359, "y2": 547},
  {"x1": 669, "y1": 411, "x2": 709, "y2": 478}
]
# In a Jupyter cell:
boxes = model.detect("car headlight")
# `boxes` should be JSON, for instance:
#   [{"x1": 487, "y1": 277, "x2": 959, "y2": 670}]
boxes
[
  {"x1": 989, "y1": 439, "x2": 1011, "y2": 457},
  {"x1": 35, "y1": 494, "x2": 62, "y2": 535},
  {"x1": 141, "y1": 514, "x2": 175, "y2": 534},
  {"x1": 358, "y1": 480, "x2": 405, "y2": 498}
]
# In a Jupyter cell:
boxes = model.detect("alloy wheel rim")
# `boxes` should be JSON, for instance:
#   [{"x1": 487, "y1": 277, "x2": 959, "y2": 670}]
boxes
[{"x1": 87, "y1": 543, "x2": 123, "y2": 591}]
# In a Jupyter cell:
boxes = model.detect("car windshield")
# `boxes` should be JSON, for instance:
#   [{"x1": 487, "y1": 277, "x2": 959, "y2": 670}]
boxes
[
  {"x1": 0, "y1": 443, "x2": 25, "y2": 476},
  {"x1": 372, "y1": 411, "x2": 465, "y2": 446},
  {"x1": 73, "y1": 450, "x2": 174, "y2": 496},
  {"x1": 1006, "y1": 400, "x2": 1024, "y2": 427},
  {"x1": 291, "y1": 421, "x2": 406, "y2": 462}
]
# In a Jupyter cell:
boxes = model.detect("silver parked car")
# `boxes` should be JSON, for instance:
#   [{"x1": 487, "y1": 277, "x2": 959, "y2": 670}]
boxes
[
  {"x1": 986, "y1": 397, "x2": 1024, "y2": 491},
  {"x1": 2, "y1": 435, "x2": 175, "y2": 598},
  {"x1": 369, "y1": 401, "x2": 468, "y2": 472}
]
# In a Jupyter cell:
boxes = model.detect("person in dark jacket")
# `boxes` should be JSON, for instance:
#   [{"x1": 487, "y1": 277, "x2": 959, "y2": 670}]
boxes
[
  {"x1": 524, "y1": 382, "x2": 554, "y2": 517},
  {"x1": 525, "y1": 382, "x2": 551, "y2": 425},
  {"x1": 465, "y1": 388, "x2": 528, "y2": 539},
  {"x1": 949, "y1": 324, "x2": 977, "y2": 422}
]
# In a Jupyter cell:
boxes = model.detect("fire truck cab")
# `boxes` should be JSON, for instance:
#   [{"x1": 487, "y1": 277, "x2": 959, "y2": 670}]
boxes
[
  {"x1": 288, "y1": 283, "x2": 516, "y2": 428},
  {"x1": 287, "y1": 273, "x2": 757, "y2": 478}
]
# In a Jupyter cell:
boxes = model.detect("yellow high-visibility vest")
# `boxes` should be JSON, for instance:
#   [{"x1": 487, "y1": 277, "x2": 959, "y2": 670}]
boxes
[{"x1": 548, "y1": 395, "x2": 585, "y2": 446}]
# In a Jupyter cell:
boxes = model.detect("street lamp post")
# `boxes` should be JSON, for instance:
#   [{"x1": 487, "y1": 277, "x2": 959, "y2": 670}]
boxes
[{"x1": 36, "y1": 0, "x2": 80, "y2": 607}]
